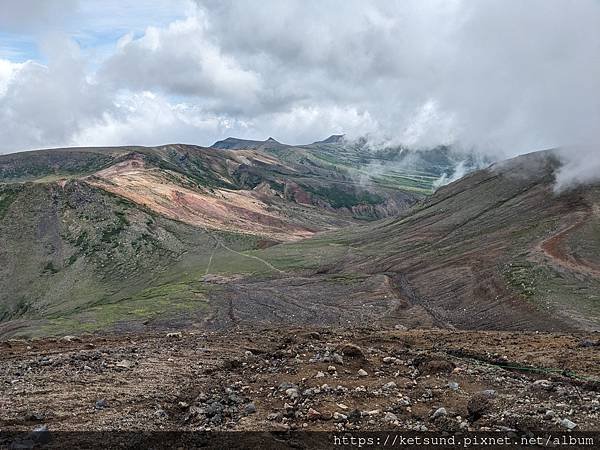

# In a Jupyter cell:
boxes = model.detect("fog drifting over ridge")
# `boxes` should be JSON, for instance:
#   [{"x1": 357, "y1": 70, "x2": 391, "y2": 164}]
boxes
[{"x1": 0, "y1": 0, "x2": 598, "y2": 186}]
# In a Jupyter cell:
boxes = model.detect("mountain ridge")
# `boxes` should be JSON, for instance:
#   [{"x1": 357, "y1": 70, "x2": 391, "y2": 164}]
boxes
[{"x1": 2, "y1": 142, "x2": 596, "y2": 337}]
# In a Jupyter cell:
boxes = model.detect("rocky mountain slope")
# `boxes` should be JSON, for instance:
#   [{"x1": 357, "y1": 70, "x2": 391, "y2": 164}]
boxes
[
  {"x1": 253, "y1": 150, "x2": 600, "y2": 332},
  {"x1": 0, "y1": 138, "x2": 466, "y2": 336},
  {"x1": 1, "y1": 144, "x2": 599, "y2": 337}
]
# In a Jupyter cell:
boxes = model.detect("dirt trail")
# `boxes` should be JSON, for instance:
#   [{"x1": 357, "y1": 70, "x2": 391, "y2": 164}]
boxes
[{"x1": 539, "y1": 209, "x2": 600, "y2": 278}]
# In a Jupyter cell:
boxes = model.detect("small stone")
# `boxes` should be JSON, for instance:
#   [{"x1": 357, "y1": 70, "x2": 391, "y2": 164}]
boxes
[
  {"x1": 307, "y1": 408, "x2": 321, "y2": 420},
  {"x1": 578, "y1": 339, "x2": 599, "y2": 348},
  {"x1": 26, "y1": 412, "x2": 44, "y2": 422},
  {"x1": 205, "y1": 402, "x2": 223, "y2": 416},
  {"x1": 417, "y1": 358, "x2": 456, "y2": 375},
  {"x1": 383, "y1": 381, "x2": 397, "y2": 390},
  {"x1": 267, "y1": 412, "x2": 282, "y2": 421},
  {"x1": 394, "y1": 325, "x2": 408, "y2": 331},
  {"x1": 166, "y1": 332, "x2": 182, "y2": 339},
  {"x1": 448, "y1": 381, "x2": 459, "y2": 391},
  {"x1": 333, "y1": 412, "x2": 347, "y2": 421},
  {"x1": 286, "y1": 388, "x2": 299, "y2": 399},
  {"x1": 532, "y1": 380, "x2": 553, "y2": 391},
  {"x1": 94, "y1": 399, "x2": 108, "y2": 410},
  {"x1": 357, "y1": 369, "x2": 368, "y2": 377},
  {"x1": 315, "y1": 371, "x2": 325, "y2": 378},
  {"x1": 481, "y1": 389, "x2": 496, "y2": 398},
  {"x1": 115, "y1": 359, "x2": 133, "y2": 369},
  {"x1": 431, "y1": 407, "x2": 447, "y2": 420},
  {"x1": 328, "y1": 365, "x2": 337, "y2": 373},
  {"x1": 244, "y1": 402, "x2": 257, "y2": 414},
  {"x1": 337, "y1": 403, "x2": 348, "y2": 410},
  {"x1": 340, "y1": 344, "x2": 365, "y2": 359},
  {"x1": 244, "y1": 350, "x2": 253, "y2": 358},
  {"x1": 560, "y1": 418, "x2": 577, "y2": 430},
  {"x1": 364, "y1": 409, "x2": 380, "y2": 416},
  {"x1": 332, "y1": 353, "x2": 344, "y2": 365},
  {"x1": 382, "y1": 356, "x2": 398, "y2": 364},
  {"x1": 384, "y1": 412, "x2": 398, "y2": 423}
]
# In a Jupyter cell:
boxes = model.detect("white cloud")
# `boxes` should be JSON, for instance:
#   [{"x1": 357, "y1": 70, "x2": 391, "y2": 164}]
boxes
[
  {"x1": 70, "y1": 91, "x2": 236, "y2": 147},
  {"x1": 0, "y1": 36, "x2": 110, "y2": 152},
  {"x1": 0, "y1": 0, "x2": 79, "y2": 32},
  {"x1": 99, "y1": 15, "x2": 262, "y2": 110},
  {"x1": 0, "y1": 59, "x2": 23, "y2": 96},
  {"x1": 554, "y1": 146, "x2": 600, "y2": 192},
  {"x1": 0, "y1": 0, "x2": 599, "y2": 177}
]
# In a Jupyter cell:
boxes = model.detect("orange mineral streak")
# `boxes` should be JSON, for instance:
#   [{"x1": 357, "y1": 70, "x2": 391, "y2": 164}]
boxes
[
  {"x1": 86, "y1": 158, "x2": 313, "y2": 241},
  {"x1": 539, "y1": 209, "x2": 600, "y2": 278}
]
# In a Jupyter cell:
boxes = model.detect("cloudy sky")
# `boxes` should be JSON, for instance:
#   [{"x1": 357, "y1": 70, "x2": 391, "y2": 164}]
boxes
[{"x1": 0, "y1": 0, "x2": 599, "y2": 158}]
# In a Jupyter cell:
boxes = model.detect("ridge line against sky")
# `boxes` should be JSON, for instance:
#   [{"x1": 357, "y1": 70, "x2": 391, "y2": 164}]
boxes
[{"x1": 0, "y1": 0, "x2": 599, "y2": 177}]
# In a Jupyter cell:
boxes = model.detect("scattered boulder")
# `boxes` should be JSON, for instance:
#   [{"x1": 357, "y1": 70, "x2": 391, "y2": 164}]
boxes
[
  {"x1": 348, "y1": 409, "x2": 362, "y2": 423},
  {"x1": 307, "y1": 408, "x2": 321, "y2": 420},
  {"x1": 115, "y1": 359, "x2": 133, "y2": 369},
  {"x1": 339, "y1": 344, "x2": 365, "y2": 360},
  {"x1": 357, "y1": 369, "x2": 368, "y2": 377},
  {"x1": 416, "y1": 357, "x2": 456, "y2": 375},
  {"x1": 578, "y1": 339, "x2": 599, "y2": 348},
  {"x1": 25, "y1": 412, "x2": 45, "y2": 422},
  {"x1": 333, "y1": 412, "x2": 347, "y2": 422},
  {"x1": 384, "y1": 412, "x2": 398, "y2": 423},
  {"x1": 480, "y1": 389, "x2": 497, "y2": 399},
  {"x1": 431, "y1": 407, "x2": 447, "y2": 420},
  {"x1": 332, "y1": 353, "x2": 344, "y2": 365},
  {"x1": 531, "y1": 379, "x2": 553, "y2": 391},
  {"x1": 166, "y1": 332, "x2": 182, "y2": 339},
  {"x1": 560, "y1": 418, "x2": 577, "y2": 430},
  {"x1": 244, "y1": 403, "x2": 257, "y2": 414},
  {"x1": 383, "y1": 381, "x2": 397, "y2": 390},
  {"x1": 95, "y1": 399, "x2": 108, "y2": 410},
  {"x1": 286, "y1": 388, "x2": 299, "y2": 400}
]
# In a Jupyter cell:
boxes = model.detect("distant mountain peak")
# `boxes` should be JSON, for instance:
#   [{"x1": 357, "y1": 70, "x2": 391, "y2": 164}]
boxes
[
  {"x1": 313, "y1": 134, "x2": 346, "y2": 144},
  {"x1": 211, "y1": 136, "x2": 284, "y2": 150}
]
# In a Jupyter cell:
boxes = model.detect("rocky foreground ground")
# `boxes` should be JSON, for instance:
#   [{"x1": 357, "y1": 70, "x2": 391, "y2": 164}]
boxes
[{"x1": 1, "y1": 327, "x2": 599, "y2": 436}]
